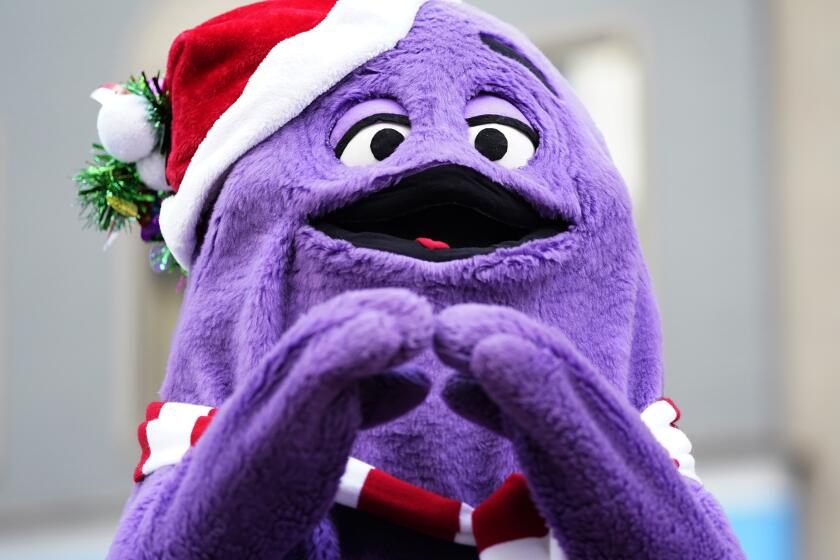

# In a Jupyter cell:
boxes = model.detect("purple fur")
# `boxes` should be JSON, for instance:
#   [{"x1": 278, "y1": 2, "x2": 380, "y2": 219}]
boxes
[
  {"x1": 331, "y1": 98, "x2": 409, "y2": 147},
  {"x1": 109, "y1": 2, "x2": 744, "y2": 558}
]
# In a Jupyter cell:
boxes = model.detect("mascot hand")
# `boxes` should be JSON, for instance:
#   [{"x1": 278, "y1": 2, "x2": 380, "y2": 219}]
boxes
[
  {"x1": 110, "y1": 289, "x2": 433, "y2": 559},
  {"x1": 435, "y1": 304, "x2": 744, "y2": 560}
]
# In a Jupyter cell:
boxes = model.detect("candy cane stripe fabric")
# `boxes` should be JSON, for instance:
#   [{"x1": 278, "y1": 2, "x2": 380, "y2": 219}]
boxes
[
  {"x1": 473, "y1": 474, "x2": 549, "y2": 551},
  {"x1": 640, "y1": 398, "x2": 701, "y2": 483},
  {"x1": 354, "y1": 466, "x2": 465, "y2": 542},
  {"x1": 134, "y1": 402, "x2": 214, "y2": 482},
  {"x1": 133, "y1": 398, "x2": 697, "y2": 559}
]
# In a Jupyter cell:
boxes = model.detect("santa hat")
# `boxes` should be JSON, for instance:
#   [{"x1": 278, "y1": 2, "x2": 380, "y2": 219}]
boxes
[{"x1": 97, "y1": 0, "x2": 448, "y2": 269}]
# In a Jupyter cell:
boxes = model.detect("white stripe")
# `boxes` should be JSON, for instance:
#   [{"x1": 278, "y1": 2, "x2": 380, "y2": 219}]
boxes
[
  {"x1": 335, "y1": 457, "x2": 375, "y2": 509},
  {"x1": 479, "y1": 536, "x2": 553, "y2": 560},
  {"x1": 454, "y1": 502, "x2": 476, "y2": 545},
  {"x1": 640, "y1": 400, "x2": 702, "y2": 486},
  {"x1": 160, "y1": 0, "x2": 436, "y2": 269},
  {"x1": 674, "y1": 453, "x2": 702, "y2": 484},
  {"x1": 142, "y1": 403, "x2": 212, "y2": 476},
  {"x1": 648, "y1": 425, "x2": 692, "y2": 456},
  {"x1": 156, "y1": 402, "x2": 213, "y2": 422},
  {"x1": 640, "y1": 399, "x2": 678, "y2": 427}
]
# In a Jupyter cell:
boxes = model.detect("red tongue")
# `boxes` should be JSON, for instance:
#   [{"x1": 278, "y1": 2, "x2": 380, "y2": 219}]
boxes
[{"x1": 416, "y1": 237, "x2": 450, "y2": 250}]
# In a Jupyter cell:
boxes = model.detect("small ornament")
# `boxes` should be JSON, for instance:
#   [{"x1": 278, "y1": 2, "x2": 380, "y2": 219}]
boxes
[
  {"x1": 106, "y1": 192, "x2": 140, "y2": 219},
  {"x1": 149, "y1": 243, "x2": 178, "y2": 274},
  {"x1": 135, "y1": 152, "x2": 170, "y2": 191},
  {"x1": 96, "y1": 94, "x2": 158, "y2": 163}
]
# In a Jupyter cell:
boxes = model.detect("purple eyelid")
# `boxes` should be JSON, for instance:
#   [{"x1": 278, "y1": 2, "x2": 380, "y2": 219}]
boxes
[
  {"x1": 331, "y1": 99, "x2": 409, "y2": 147},
  {"x1": 465, "y1": 94, "x2": 529, "y2": 123}
]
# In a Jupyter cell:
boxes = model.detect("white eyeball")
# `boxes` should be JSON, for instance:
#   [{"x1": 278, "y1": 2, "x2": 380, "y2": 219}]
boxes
[
  {"x1": 96, "y1": 94, "x2": 158, "y2": 163},
  {"x1": 468, "y1": 119, "x2": 538, "y2": 169},
  {"x1": 337, "y1": 121, "x2": 411, "y2": 167}
]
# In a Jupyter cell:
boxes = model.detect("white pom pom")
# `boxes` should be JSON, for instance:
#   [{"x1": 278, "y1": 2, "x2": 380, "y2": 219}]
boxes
[
  {"x1": 96, "y1": 94, "x2": 158, "y2": 163},
  {"x1": 136, "y1": 152, "x2": 171, "y2": 192}
]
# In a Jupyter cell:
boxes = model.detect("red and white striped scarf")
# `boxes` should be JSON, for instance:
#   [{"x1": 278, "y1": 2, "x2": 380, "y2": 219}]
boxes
[{"x1": 134, "y1": 398, "x2": 697, "y2": 559}]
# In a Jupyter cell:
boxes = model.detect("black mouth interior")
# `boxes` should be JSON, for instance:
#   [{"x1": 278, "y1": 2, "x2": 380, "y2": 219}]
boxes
[{"x1": 311, "y1": 165, "x2": 571, "y2": 262}]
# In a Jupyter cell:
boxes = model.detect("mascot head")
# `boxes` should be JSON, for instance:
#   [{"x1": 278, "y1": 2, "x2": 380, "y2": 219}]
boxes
[{"x1": 92, "y1": 0, "x2": 662, "y2": 500}]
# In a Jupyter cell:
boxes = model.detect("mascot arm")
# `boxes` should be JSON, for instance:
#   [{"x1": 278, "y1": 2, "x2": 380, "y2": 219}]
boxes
[
  {"x1": 109, "y1": 289, "x2": 433, "y2": 559},
  {"x1": 435, "y1": 304, "x2": 745, "y2": 560}
]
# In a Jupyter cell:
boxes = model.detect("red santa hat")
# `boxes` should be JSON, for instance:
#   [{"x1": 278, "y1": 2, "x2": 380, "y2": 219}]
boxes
[{"x1": 140, "y1": 0, "x2": 444, "y2": 269}]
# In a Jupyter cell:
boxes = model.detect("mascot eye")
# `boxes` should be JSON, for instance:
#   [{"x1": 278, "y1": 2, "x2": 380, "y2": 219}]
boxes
[
  {"x1": 335, "y1": 114, "x2": 411, "y2": 167},
  {"x1": 467, "y1": 115, "x2": 539, "y2": 169}
]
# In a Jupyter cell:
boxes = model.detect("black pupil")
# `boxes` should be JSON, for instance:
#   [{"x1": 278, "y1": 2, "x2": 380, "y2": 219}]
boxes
[
  {"x1": 370, "y1": 128, "x2": 406, "y2": 161},
  {"x1": 474, "y1": 128, "x2": 508, "y2": 161}
]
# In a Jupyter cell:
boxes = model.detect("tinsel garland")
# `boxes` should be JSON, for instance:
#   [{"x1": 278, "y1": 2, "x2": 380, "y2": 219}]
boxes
[
  {"x1": 74, "y1": 73, "x2": 185, "y2": 277},
  {"x1": 75, "y1": 145, "x2": 159, "y2": 231}
]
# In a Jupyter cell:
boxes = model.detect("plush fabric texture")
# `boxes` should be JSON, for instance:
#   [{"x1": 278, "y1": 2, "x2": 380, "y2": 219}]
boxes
[{"x1": 109, "y1": 2, "x2": 745, "y2": 559}]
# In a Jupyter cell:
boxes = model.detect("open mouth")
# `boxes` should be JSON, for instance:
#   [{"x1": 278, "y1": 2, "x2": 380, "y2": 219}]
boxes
[{"x1": 311, "y1": 164, "x2": 571, "y2": 262}]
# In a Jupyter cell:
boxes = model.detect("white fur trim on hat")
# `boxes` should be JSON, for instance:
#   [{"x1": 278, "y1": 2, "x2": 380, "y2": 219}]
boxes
[{"x1": 160, "y1": 0, "x2": 448, "y2": 269}]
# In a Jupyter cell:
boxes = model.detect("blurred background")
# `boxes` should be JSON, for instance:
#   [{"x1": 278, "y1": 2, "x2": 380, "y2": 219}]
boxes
[{"x1": 0, "y1": 0, "x2": 837, "y2": 558}]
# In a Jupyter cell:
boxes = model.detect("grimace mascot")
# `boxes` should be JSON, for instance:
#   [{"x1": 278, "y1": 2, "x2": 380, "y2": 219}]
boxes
[{"x1": 76, "y1": 0, "x2": 745, "y2": 558}]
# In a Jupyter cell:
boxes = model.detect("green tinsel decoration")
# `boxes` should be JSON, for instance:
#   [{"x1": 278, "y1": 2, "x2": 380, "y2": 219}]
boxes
[
  {"x1": 125, "y1": 72, "x2": 171, "y2": 155},
  {"x1": 74, "y1": 72, "x2": 186, "y2": 279},
  {"x1": 75, "y1": 145, "x2": 158, "y2": 232}
]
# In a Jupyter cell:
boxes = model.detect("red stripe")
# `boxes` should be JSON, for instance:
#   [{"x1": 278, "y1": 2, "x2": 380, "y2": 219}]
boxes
[
  {"x1": 133, "y1": 421, "x2": 150, "y2": 482},
  {"x1": 190, "y1": 409, "x2": 217, "y2": 446},
  {"x1": 134, "y1": 403, "x2": 165, "y2": 482},
  {"x1": 472, "y1": 474, "x2": 548, "y2": 552},
  {"x1": 357, "y1": 469, "x2": 462, "y2": 542},
  {"x1": 659, "y1": 397, "x2": 681, "y2": 427},
  {"x1": 145, "y1": 401, "x2": 165, "y2": 421}
]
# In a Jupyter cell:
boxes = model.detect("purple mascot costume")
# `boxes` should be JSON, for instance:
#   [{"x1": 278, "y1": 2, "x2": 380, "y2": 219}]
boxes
[{"x1": 79, "y1": 1, "x2": 746, "y2": 558}]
